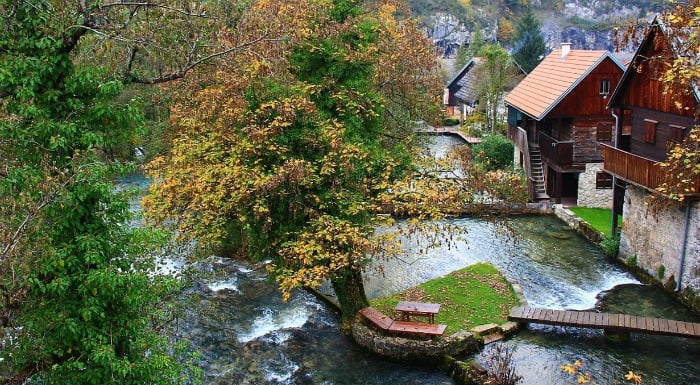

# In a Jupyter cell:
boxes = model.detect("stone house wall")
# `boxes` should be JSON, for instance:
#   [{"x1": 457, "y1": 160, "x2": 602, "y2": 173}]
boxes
[
  {"x1": 577, "y1": 162, "x2": 613, "y2": 208},
  {"x1": 619, "y1": 184, "x2": 700, "y2": 294}
]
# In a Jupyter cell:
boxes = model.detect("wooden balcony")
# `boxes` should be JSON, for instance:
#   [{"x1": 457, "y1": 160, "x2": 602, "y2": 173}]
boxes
[
  {"x1": 602, "y1": 144, "x2": 699, "y2": 194},
  {"x1": 538, "y1": 132, "x2": 573, "y2": 167}
]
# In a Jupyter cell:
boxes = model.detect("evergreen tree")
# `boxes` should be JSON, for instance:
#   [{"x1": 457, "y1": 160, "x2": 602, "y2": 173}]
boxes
[
  {"x1": 512, "y1": 7, "x2": 546, "y2": 73},
  {"x1": 455, "y1": 43, "x2": 471, "y2": 73},
  {"x1": 469, "y1": 27, "x2": 487, "y2": 58}
]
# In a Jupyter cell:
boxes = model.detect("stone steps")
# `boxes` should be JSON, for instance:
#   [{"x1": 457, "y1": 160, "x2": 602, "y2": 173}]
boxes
[{"x1": 470, "y1": 321, "x2": 520, "y2": 345}]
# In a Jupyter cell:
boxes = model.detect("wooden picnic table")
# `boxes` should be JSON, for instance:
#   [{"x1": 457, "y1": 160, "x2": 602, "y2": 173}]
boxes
[{"x1": 394, "y1": 301, "x2": 441, "y2": 324}]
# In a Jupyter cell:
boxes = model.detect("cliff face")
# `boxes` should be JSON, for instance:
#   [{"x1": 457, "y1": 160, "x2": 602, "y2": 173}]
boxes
[{"x1": 422, "y1": 0, "x2": 666, "y2": 54}]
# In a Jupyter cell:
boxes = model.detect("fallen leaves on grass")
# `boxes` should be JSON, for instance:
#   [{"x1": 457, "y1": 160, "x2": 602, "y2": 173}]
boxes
[{"x1": 454, "y1": 271, "x2": 511, "y2": 296}]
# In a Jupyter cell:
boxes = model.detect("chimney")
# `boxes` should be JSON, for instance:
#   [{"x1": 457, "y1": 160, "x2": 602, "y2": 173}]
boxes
[{"x1": 561, "y1": 42, "x2": 572, "y2": 60}]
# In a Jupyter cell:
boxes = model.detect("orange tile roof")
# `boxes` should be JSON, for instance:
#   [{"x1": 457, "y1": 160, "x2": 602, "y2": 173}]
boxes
[{"x1": 505, "y1": 49, "x2": 614, "y2": 120}]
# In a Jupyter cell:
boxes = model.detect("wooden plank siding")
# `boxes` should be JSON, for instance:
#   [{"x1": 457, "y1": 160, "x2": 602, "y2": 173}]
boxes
[
  {"x1": 625, "y1": 107, "x2": 697, "y2": 162},
  {"x1": 537, "y1": 116, "x2": 614, "y2": 170},
  {"x1": 619, "y1": 26, "x2": 697, "y2": 118},
  {"x1": 550, "y1": 57, "x2": 624, "y2": 116},
  {"x1": 509, "y1": 306, "x2": 700, "y2": 339}
]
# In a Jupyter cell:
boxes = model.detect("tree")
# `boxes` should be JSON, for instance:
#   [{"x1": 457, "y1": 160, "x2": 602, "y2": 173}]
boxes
[
  {"x1": 656, "y1": 1, "x2": 700, "y2": 201},
  {"x1": 474, "y1": 43, "x2": 520, "y2": 132},
  {"x1": 469, "y1": 27, "x2": 487, "y2": 58},
  {"x1": 455, "y1": 27, "x2": 486, "y2": 71},
  {"x1": 497, "y1": 16, "x2": 515, "y2": 43},
  {"x1": 511, "y1": 7, "x2": 546, "y2": 73},
  {"x1": 144, "y1": 0, "x2": 444, "y2": 328},
  {"x1": 0, "y1": 0, "x2": 274, "y2": 382}
]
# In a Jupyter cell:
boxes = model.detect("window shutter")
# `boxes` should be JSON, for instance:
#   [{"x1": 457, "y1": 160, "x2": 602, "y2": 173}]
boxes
[{"x1": 644, "y1": 119, "x2": 657, "y2": 144}]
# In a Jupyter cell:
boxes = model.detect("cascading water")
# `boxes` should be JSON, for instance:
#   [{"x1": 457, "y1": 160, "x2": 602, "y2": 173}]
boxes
[{"x1": 120, "y1": 135, "x2": 700, "y2": 384}]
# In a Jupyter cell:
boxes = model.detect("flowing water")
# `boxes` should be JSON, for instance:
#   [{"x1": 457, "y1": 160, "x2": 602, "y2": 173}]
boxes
[{"x1": 120, "y1": 135, "x2": 700, "y2": 384}]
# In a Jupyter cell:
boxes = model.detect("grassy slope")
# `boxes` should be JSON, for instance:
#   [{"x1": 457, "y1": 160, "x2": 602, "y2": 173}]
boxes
[
  {"x1": 568, "y1": 207, "x2": 618, "y2": 236},
  {"x1": 369, "y1": 263, "x2": 520, "y2": 334}
]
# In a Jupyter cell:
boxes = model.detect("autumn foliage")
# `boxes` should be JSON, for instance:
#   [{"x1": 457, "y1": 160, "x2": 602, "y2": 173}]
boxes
[{"x1": 144, "y1": 0, "x2": 444, "y2": 324}]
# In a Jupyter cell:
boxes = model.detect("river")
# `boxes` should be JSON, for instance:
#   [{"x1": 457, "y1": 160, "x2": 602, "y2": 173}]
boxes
[{"x1": 120, "y1": 134, "x2": 700, "y2": 384}]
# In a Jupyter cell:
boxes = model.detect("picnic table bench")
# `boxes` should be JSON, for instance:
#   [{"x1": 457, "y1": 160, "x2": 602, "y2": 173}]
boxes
[
  {"x1": 394, "y1": 301, "x2": 441, "y2": 324},
  {"x1": 359, "y1": 306, "x2": 394, "y2": 330},
  {"x1": 358, "y1": 306, "x2": 447, "y2": 337},
  {"x1": 388, "y1": 320, "x2": 447, "y2": 336}
]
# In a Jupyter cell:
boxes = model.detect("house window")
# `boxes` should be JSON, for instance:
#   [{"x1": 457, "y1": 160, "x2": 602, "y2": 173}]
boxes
[
  {"x1": 596, "y1": 172, "x2": 613, "y2": 189},
  {"x1": 599, "y1": 79, "x2": 611, "y2": 96},
  {"x1": 597, "y1": 123, "x2": 612, "y2": 142},
  {"x1": 644, "y1": 119, "x2": 658, "y2": 144},
  {"x1": 669, "y1": 124, "x2": 686, "y2": 143}
]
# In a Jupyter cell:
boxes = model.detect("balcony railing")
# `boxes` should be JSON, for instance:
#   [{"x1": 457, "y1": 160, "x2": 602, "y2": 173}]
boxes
[
  {"x1": 538, "y1": 132, "x2": 573, "y2": 166},
  {"x1": 602, "y1": 144, "x2": 699, "y2": 194}
]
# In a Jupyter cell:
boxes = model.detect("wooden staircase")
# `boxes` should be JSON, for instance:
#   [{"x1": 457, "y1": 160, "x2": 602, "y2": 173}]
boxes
[{"x1": 529, "y1": 144, "x2": 549, "y2": 202}]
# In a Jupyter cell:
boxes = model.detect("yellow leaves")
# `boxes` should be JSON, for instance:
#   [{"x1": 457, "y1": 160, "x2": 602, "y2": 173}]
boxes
[
  {"x1": 625, "y1": 371, "x2": 643, "y2": 385},
  {"x1": 560, "y1": 360, "x2": 582, "y2": 375},
  {"x1": 560, "y1": 361, "x2": 599, "y2": 385}
]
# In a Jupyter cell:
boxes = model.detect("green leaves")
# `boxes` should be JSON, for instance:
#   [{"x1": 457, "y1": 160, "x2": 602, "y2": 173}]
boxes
[{"x1": 0, "y1": 2, "x2": 191, "y2": 383}]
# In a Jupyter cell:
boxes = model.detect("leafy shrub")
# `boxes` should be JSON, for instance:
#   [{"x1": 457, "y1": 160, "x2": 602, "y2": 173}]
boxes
[
  {"x1": 600, "y1": 232, "x2": 620, "y2": 257},
  {"x1": 657, "y1": 264, "x2": 665, "y2": 280},
  {"x1": 443, "y1": 117, "x2": 460, "y2": 126},
  {"x1": 471, "y1": 134, "x2": 514, "y2": 171}
]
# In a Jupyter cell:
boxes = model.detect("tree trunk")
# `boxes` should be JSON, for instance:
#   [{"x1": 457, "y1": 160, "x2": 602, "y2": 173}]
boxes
[{"x1": 331, "y1": 268, "x2": 369, "y2": 332}]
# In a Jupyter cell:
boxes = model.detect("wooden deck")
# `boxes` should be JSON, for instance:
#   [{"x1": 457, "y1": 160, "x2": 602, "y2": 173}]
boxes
[{"x1": 509, "y1": 306, "x2": 700, "y2": 339}]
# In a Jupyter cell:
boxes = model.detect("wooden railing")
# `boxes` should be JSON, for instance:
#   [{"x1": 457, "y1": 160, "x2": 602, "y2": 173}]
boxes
[
  {"x1": 538, "y1": 132, "x2": 573, "y2": 166},
  {"x1": 602, "y1": 144, "x2": 665, "y2": 190},
  {"x1": 508, "y1": 125, "x2": 536, "y2": 200}
]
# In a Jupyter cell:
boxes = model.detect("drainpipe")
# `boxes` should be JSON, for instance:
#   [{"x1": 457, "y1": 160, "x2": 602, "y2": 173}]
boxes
[
  {"x1": 675, "y1": 201, "x2": 691, "y2": 292},
  {"x1": 610, "y1": 110, "x2": 619, "y2": 236}
]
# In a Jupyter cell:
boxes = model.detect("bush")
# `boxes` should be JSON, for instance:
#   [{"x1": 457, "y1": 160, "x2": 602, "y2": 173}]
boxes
[
  {"x1": 471, "y1": 134, "x2": 514, "y2": 171},
  {"x1": 600, "y1": 232, "x2": 620, "y2": 257},
  {"x1": 483, "y1": 344, "x2": 522, "y2": 385},
  {"x1": 443, "y1": 117, "x2": 460, "y2": 126}
]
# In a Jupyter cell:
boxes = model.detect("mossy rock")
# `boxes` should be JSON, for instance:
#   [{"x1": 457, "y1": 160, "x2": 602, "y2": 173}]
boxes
[{"x1": 548, "y1": 232, "x2": 571, "y2": 239}]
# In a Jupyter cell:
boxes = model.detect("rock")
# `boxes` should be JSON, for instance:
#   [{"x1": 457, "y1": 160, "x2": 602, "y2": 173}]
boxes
[
  {"x1": 500, "y1": 321, "x2": 520, "y2": 335},
  {"x1": 470, "y1": 323, "x2": 500, "y2": 336}
]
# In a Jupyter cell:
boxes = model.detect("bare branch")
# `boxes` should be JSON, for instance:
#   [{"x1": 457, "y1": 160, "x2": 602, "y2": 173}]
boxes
[
  {"x1": 128, "y1": 36, "x2": 287, "y2": 84},
  {"x1": 99, "y1": 1, "x2": 210, "y2": 18}
]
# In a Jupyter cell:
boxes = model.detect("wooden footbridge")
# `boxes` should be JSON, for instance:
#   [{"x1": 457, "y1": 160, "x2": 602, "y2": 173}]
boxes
[
  {"x1": 509, "y1": 306, "x2": 700, "y2": 339},
  {"x1": 415, "y1": 125, "x2": 482, "y2": 145}
]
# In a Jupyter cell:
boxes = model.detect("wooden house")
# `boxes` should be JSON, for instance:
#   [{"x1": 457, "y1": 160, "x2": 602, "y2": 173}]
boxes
[
  {"x1": 604, "y1": 16, "x2": 700, "y2": 294},
  {"x1": 505, "y1": 43, "x2": 626, "y2": 205},
  {"x1": 444, "y1": 58, "x2": 483, "y2": 120}
]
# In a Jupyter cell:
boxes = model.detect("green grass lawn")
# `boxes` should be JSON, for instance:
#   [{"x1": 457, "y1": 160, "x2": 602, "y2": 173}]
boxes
[
  {"x1": 568, "y1": 207, "x2": 621, "y2": 236},
  {"x1": 369, "y1": 263, "x2": 520, "y2": 333}
]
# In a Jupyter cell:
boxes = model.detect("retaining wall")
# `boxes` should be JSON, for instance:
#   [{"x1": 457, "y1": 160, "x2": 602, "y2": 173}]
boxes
[{"x1": 619, "y1": 185, "x2": 700, "y2": 296}]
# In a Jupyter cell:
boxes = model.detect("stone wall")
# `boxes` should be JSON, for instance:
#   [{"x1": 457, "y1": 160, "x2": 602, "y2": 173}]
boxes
[
  {"x1": 577, "y1": 162, "x2": 613, "y2": 208},
  {"x1": 619, "y1": 185, "x2": 700, "y2": 295},
  {"x1": 351, "y1": 324, "x2": 480, "y2": 362}
]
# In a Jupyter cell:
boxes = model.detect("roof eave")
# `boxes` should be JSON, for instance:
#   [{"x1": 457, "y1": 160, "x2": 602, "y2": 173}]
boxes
[
  {"x1": 445, "y1": 58, "x2": 477, "y2": 89},
  {"x1": 504, "y1": 101, "x2": 540, "y2": 121}
]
